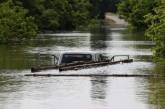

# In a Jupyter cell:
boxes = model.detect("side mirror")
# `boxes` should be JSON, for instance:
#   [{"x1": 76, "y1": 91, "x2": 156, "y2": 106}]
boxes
[
  {"x1": 51, "y1": 55, "x2": 59, "y2": 65},
  {"x1": 98, "y1": 54, "x2": 108, "y2": 61}
]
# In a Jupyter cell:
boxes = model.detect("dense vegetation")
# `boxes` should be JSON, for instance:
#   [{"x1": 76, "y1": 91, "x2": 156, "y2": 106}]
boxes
[
  {"x1": 14, "y1": 0, "x2": 93, "y2": 31},
  {"x1": 118, "y1": 0, "x2": 165, "y2": 59},
  {"x1": 0, "y1": 0, "x2": 120, "y2": 43},
  {"x1": 0, "y1": 0, "x2": 38, "y2": 43},
  {"x1": 117, "y1": 0, "x2": 159, "y2": 30},
  {"x1": 145, "y1": 0, "x2": 165, "y2": 58}
]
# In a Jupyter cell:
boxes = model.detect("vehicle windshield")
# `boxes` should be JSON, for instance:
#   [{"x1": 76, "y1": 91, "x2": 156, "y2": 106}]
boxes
[{"x1": 61, "y1": 54, "x2": 92, "y2": 64}]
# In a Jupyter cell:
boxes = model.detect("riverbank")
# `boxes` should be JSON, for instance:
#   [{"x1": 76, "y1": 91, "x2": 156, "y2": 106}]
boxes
[{"x1": 105, "y1": 12, "x2": 128, "y2": 28}]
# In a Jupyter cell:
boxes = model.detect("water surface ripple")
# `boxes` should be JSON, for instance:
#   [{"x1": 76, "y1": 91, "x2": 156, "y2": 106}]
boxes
[{"x1": 0, "y1": 27, "x2": 165, "y2": 109}]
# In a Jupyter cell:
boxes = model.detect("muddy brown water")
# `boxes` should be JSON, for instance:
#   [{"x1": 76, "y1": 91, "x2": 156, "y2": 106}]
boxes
[{"x1": 0, "y1": 26, "x2": 165, "y2": 109}]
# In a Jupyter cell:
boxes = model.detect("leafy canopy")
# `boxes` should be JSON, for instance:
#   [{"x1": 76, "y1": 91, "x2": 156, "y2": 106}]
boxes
[{"x1": 0, "y1": 0, "x2": 38, "y2": 42}]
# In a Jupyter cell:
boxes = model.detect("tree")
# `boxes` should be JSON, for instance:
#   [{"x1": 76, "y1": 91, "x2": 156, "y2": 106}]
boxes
[
  {"x1": 15, "y1": 0, "x2": 93, "y2": 31},
  {"x1": 117, "y1": 0, "x2": 158, "y2": 30},
  {"x1": 0, "y1": 0, "x2": 38, "y2": 43},
  {"x1": 145, "y1": 0, "x2": 165, "y2": 58}
]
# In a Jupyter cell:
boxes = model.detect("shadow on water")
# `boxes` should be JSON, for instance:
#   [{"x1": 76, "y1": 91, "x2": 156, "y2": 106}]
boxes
[
  {"x1": 135, "y1": 76, "x2": 165, "y2": 109},
  {"x1": 147, "y1": 77, "x2": 165, "y2": 109},
  {"x1": 90, "y1": 27, "x2": 108, "y2": 50},
  {"x1": 0, "y1": 45, "x2": 32, "y2": 69}
]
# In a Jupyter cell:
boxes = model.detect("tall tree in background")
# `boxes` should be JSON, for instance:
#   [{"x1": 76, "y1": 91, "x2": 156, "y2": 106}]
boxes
[
  {"x1": 14, "y1": 0, "x2": 92, "y2": 31},
  {"x1": 117, "y1": 0, "x2": 165, "y2": 59},
  {"x1": 0, "y1": 0, "x2": 122, "y2": 43},
  {"x1": 145, "y1": 0, "x2": 165, "y2": 58},
  {"x1": 117, "y1": 0, "x2": 158, "y2": 30},
  {"x1": 11, "y1": 0, "x2": 121, "y2": 31},
  {"x1": 0, "y1": 0, "x2": 38, "y2": 43}
]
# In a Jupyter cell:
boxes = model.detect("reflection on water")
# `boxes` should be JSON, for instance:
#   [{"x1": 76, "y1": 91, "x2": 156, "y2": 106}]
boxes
[
  {"x1": 90, "y1": 27, "x2": 108, "y2": 50},
  {"x1": 0, "y1": 45, "x2": 30, "y2": 69},
  {"x1": 90, "y1": 77, "x2": 107, "y2": 100},
  {"x1": 148, "y1": 78, "x2": 165, "y2": 109},
  {"x1": 0, "y1": 26, "x2": 165, "y2": 109}
]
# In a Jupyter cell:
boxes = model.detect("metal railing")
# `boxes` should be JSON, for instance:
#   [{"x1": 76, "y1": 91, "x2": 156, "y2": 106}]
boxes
[{"x1": 109, "y1": 55, "x2": 130, "y2": 62}]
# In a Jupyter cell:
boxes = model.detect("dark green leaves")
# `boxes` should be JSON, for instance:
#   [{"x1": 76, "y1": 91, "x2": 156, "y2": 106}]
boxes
[
  {"x1": 145, "y1": 0, "x2": 165, "y2": 58},
  {"x1": 0, "y1": 0, "x2": 38, "y2": 43},
  {"x1": 117, "y1": 0, "x2": 165, "y2": 58}
]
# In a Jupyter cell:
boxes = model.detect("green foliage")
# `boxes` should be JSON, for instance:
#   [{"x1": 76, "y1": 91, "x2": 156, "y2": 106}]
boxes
[
  {"x1": 117, "y1": 0, "x2": 165, "y2": 59},
  {"x1": 117, "y1": 0, "x2": 158, "y2": 30},
  {"x1": 67, "y1": 0, "x2": 92, "y2": 30},
  {"x1": 16, "y1": 0, "x2": 93, "y2": 31},
  {"x1": 87, "y1": 19, "x2": 102, "y2": 31},
  {"x1": 0, "y1": 0, "x2": 121, "y2": 43},
  {"x1": 0, "y1": 0, "x2": 38, "y2": 43},
  {"x1": 21, "y1": 0, "x2": 120, "y2": 31},
  {"x1": 145, "y1": 0, "x2": 165, "y2": 58}
]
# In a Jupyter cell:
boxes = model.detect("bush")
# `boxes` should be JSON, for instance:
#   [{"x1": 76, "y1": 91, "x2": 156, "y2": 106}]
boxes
[
  {"x1": 145, "y1": 0, "x2": 165, "y2": 58},
  {"x1": 117, "y1": 0, "x2": 158, "y2": 31},
  {"x1": 0, "y1": 0, "x2": 38, "y2": 43}
]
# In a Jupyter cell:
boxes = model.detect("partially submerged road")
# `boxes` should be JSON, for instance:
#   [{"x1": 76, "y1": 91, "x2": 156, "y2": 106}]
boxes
[{"x1": 105, "y1": 12, "x2": 128, "y2": 27}]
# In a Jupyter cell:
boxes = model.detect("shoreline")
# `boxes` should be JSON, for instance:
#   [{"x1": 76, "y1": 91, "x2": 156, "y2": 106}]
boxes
[{"x1": 105, "y1": 12, "x2": 128, "y2": 28}]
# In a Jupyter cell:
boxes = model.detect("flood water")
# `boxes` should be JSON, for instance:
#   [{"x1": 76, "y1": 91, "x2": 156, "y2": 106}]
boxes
[{"x1": 0, "y1": 25, "x2": 165, "y2": 109}]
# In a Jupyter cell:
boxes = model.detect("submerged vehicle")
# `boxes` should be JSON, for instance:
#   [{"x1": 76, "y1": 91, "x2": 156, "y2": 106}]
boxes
[
  {"x1": 31, "y1": 51, "x2": 133, "y2": 72},
  {"x1": 57, "y1": 52, "x2": 107, "y2": 65}
]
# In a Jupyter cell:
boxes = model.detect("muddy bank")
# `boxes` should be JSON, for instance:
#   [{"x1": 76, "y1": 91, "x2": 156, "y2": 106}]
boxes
[{"x1": 105, "y1": 13, "x2": 128, "y2": 27}]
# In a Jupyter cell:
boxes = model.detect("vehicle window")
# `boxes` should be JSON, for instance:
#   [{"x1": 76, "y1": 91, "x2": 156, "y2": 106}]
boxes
[{"x1": 61, "y1": 54, "x2": 92, "y2": 64}]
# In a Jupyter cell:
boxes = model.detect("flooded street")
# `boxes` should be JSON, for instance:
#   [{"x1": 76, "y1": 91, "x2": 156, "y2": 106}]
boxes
[{"x1": 0, "y1": 25, "x2": 165, "y2": 109}]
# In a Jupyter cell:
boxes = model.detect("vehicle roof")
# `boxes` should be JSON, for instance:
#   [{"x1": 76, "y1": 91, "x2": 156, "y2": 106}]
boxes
[{"x1": 60, "y1": 51, "x2": 98, "y2": 54}]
